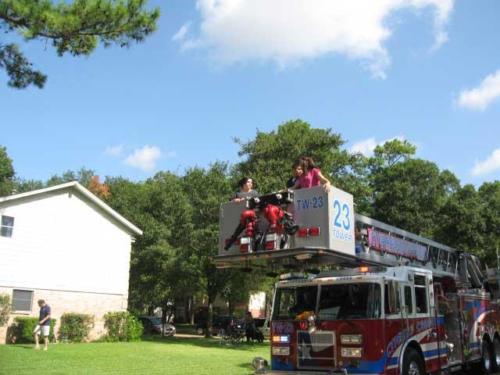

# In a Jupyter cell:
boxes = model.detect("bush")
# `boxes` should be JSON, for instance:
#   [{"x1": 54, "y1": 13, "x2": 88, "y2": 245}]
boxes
[
  {"x1": 59, "y1": 313, "x2": 94, "y2": 342},
  {"x1": 0, "y1": 294, "x2": 10, "y2": 326},
  {"x1": 104, "y1": 311, "x2": 143, "y2": 342},
  {"x1": 9, "y1": 317, "x2": 56, "y2": 343}
]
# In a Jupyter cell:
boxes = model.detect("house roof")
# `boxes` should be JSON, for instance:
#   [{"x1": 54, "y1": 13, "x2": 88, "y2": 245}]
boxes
[{"x1": 0, "y1": 181, "x2": 143, "y2": 236}]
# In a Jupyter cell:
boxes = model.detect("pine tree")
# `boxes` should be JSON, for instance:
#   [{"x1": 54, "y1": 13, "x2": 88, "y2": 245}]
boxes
[{"x1": 0, "y1": 0, "x2": 159, "y2": 89}]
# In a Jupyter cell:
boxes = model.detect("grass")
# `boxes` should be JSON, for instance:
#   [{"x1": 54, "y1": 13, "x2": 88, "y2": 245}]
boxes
[{"x1": 0, "y1": 336, "x2": 270, "y2": 375}]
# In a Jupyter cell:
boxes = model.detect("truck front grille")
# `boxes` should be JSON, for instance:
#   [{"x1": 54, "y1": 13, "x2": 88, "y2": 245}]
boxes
[{"x1": 297, "y1": 331, "x2": 335, "y2": 370}]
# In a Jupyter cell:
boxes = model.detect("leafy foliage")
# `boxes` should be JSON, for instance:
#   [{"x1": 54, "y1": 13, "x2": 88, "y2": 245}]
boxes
[
  {"x1": 0, "y1": 44, "x2": 46, "y2": 88},
  {"x1": 106, "y1": 173, "x2": 198, "y2": 316},
  {"x1": 87, "y1": 175, "x2": 110, "y2": 199},
  {"x1": 235, "y1": 120, "x2": 373, "y2": 211},
  {"x1": 0, "y1": 294, "x2": 10, "y2": 326},
  {"x1": 235, "y1": 120, "x2": 346, "y2": 193},
  {"x1": 478, "y1": 181, "x2": 500, "y2": 265},
  {"x1": 0, "y1": 0, "x2": 160, "y2": 88},
  {"x1": 182, "y1": 163, "x2": 234, "y2": 336},
  {"x1": 46, "y1": 167, "x2": 95, "y2": 187},
  {"x1": 59, "y1": 313, "x2": 94, "y2": 342},
  {"x1": 13, "y1": 178, "x2": 44, "y2": 194},
  {"x1": 103, "y1": 311, "x2": 143, "y2": 341},
  {"x1": 0, "y1": 146, "x2": 15, "y2": 196},
  {"x1": 371, "y1": 158, "x2": 459, "y2": 236},
  {"x1": 371, "y1": 139, "x2": 417, "y2": 169},
  {"x1": 436, "y1": 185, "x2": 485, "y2": 252},
  {"x1": 9, "y1": 317, "x2": 56, "y2": 343}
]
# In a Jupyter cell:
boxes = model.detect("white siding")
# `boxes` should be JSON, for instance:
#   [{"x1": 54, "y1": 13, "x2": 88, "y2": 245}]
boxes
[{"x1": 0, "y1": 190, "x2": 132, "y2": 295}]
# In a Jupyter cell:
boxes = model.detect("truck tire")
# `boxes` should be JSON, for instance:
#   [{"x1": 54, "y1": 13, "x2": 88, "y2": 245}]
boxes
[
  {"x1": 472, "y1": 340, "x2": 495, "y2": 374},
  {"x1": 402, "y1": 348, "x2": 425, "y2": 375},
  {"x1": 493, "y1": 337, "x2": 500, "y2": 371},
  {"x1": 480, "y1": 340, "x2": 494, "y2": 374}
]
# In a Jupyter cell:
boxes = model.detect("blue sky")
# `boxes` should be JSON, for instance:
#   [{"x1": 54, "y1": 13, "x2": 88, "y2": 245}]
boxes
[{"x1": 2, "y1": 0, "x2": 499, "y2": 187}]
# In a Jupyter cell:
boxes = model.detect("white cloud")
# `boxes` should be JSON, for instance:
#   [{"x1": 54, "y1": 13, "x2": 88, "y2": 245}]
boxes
[
  {"x1": 471, "y1": 148, "x2": 500, "y2": 176},
  {"x1": 350, "y1": 138, "x2": 378, "y2": 156},
  {"x1": 430, "y1": 29, "x2": 448, "y2": 52},
  {"x1": 104, "y1": 145, "x2": 124, "y2": 157},
  {"x1": 125, "y1": 145, "x2": 162, "y2": 172},
  {"x1": 457, "y1": 70, "x2": 500, "y2": 111},
  {"x1": 174, "y1": 0, "x2": 453, "y2": 78},
  {"x1": 172, "y1": 23, "x2": 191, "y2": 42},
  {"x1": 350, "y1": 135, "x2": 405, "y2": 156}
]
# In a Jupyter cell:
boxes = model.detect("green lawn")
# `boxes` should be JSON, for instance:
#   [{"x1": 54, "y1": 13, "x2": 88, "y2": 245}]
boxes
[{"x1": 0, "y1": 336, "x2": 270, "y2": 375}]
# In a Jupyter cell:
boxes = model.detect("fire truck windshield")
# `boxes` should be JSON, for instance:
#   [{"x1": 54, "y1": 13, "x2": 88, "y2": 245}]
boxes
[{"x1": 273, "y1": 283, "x2": 381, "y2": 320}]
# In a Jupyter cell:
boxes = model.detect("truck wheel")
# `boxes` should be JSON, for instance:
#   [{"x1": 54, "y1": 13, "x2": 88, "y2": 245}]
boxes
[
  {"x1": 480, "y1": 340, "x2": 494, "y2": 374},
  {"x1": 493, "y1": 337, "x2": 500, "y2": 371},
  {"x1": 402, "y1": 348, "x2": 425, "y2": 375},
  {"x1": 472, "y1": 340, "x2": 495, "y2": 374}
]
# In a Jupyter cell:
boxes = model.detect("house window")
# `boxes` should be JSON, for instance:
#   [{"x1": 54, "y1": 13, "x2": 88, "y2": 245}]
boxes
[
  {"x1": 12, "y1": 290, "x2": 33, "y2": 312},
  {"x1": 1, "y1": 215, "x2": 14, "y2": 237}
]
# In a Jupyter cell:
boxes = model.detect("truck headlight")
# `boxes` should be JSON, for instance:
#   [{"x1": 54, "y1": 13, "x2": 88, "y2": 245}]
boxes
[
  {"x1": 272, "y1": 335, "x2": 290, "y2": 343},
  {"x1": 340, "y1": 334, "x2": 363, "y2": 345},
  {"x1": 341, "y1": 347, "x2": 363, "y2": 358}
]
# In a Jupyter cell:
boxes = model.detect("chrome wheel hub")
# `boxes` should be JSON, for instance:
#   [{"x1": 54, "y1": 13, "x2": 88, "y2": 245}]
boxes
[
  {"x1": 483, "y1": 347, "x2": 491, "y2": 371},
  {"x1": 408, "y1": 361, "x2": 421, "y2": 375}
]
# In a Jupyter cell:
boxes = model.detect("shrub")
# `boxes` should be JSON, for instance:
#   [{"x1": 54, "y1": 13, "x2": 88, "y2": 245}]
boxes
[
  {"x1": 0, "y1": 294, "x2": 10, "y2": 326},
  {"x1": 9, "y1": 317, "x2": 56, "y2": 343},
  {"x1": 59, "y1": 313, "x2": 94, "y2": 342},
  {"x1": 104, "y1": 311, "x2": 143, "y2": 342}
]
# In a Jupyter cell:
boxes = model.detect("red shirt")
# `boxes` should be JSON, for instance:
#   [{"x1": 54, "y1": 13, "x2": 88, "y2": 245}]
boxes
[{"x1": 297, "y1": 168, "x2": 321, "y2": 188}]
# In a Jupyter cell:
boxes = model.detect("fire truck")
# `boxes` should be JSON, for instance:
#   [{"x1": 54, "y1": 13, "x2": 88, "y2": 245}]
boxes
[{"x1": 215, "y1": 185, "x2": 500, "y2": 375}]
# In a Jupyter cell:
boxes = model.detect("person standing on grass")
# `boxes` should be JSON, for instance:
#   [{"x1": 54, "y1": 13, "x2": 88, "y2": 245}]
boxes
[
  {"x1": 244, "y1": 311, "x2": 256, "y2": 343},
  {"x1": 33, "y1": 299, "x2": 51, "y2": 350}
]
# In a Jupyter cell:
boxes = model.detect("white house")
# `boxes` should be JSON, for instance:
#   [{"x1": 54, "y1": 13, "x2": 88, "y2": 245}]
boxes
[{"x1": 0, "y1": 182, "x2": 142, "y2": 343}]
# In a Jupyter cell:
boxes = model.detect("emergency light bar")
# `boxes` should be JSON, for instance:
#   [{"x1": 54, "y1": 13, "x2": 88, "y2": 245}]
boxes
[
  {"x1": 317, "y1": 266, "x2": 387, "y2": 278},
  {"x1": 297, "y1": 226, "x2": 321, "y2": 238}
]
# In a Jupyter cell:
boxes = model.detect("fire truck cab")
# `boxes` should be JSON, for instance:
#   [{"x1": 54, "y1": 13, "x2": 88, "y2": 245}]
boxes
[
  {"x1": 269, "y1": 266, "x2": 500, "y2": 375},
  {"x1": 215, "y1": 185, "x2": 500, "y2": 375}
]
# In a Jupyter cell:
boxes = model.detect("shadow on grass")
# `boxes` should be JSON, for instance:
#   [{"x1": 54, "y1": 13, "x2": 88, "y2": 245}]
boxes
[
  {"x1": 141, "y1": 335, "x2": 269, "y2": 352},
  {"x1": 8, "y1": 345, "x2": 37, "y2": 350},
  {"x1": 174, "y1": 324, "x2": 197, "y2": 335},
  {"x1": 237, "y1": 361, "x2": 260, "y2": 373}
]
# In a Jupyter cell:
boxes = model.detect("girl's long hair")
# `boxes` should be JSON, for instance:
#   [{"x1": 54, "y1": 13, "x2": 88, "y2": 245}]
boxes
[{"x1": 293, "y1": 156, "x2": 316, "y2": 171}]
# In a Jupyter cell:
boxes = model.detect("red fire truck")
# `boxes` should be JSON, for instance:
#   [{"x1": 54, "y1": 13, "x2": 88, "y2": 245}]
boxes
[{"x1": 215, "y1": 186, "x2": 500, "y2": 375}]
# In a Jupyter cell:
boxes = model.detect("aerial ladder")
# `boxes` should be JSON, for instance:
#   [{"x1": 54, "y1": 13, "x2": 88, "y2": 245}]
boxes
[{"x1": 216, "y1": 185, "x2": 485, "y2": 286}]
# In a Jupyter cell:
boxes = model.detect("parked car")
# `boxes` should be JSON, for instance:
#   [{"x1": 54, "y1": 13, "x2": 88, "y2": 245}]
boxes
[
  {"x1": 139, "y1": 316, "x2": 176, "y2": 336},
  {"x1": 195, "y1": 315, "x2": 233, "y2": 335}
]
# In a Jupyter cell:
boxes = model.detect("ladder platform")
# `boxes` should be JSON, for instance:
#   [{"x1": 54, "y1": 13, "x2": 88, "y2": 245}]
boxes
[
  {"x1": 215, "y1": 246, "x2": 391, "y2": 270},
  {"x1": 216, "y1": 186, "x2": 460, "y2": 278}
]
